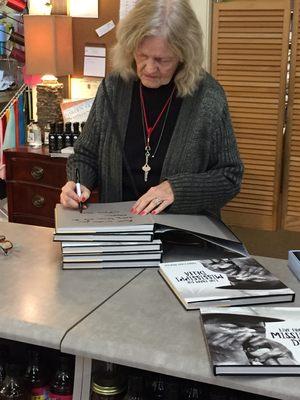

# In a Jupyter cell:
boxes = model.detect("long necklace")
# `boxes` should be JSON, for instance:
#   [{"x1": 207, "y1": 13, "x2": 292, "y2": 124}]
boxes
[{"x1": 140, "y1": 83, "x2": 176, "y2": 182}]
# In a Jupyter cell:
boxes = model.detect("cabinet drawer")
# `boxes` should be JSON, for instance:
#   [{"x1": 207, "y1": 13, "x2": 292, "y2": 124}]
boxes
[
  {"x1": 7, "y1": 156, "x2": 67, "y2": 188},
  {"x1": 7, "y1": 182, "x2": 61, "y2": 222}
]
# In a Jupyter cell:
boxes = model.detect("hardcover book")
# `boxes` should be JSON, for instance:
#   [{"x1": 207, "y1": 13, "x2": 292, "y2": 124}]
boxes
[
  {"x1": 62, "y1": 259, "x2": 161, "y2": 269},
  {"x1": 159, "y1": 257, "x2": 295, "y2": 309},
  {"x1": 55, "y1": 202, "x2": 154, "y2": 234},
  {"x1": 62, "y1": 251, "x2": 162, "y2": 263},
  {"x1": 53, "y1": 232, "x2": 154, "y2": 242},
  {"x1": 61, "y1": 239, "x2": 162, "y2": 254},
  {"x1": 200, "y1": 306, "x2": 300, "y2": 375}
]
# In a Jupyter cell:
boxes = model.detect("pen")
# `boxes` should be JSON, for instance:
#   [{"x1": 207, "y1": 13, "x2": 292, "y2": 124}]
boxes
[{"x1": 75, "y1": 168, "x2": 83, "y2": 213}]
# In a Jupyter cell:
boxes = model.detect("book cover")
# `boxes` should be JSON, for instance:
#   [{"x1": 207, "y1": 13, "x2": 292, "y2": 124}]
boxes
[
  {"x1": 159, "y1": 257, "x2": 295, "y2": 309},
  {"x1": 200, "y1": 306, "x2": 300, "y2": 375}
]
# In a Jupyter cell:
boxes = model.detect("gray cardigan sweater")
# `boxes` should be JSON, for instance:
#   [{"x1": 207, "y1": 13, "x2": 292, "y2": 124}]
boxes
[{"x1": 67, "y1": 72, "x2": 243, "y2": 216}]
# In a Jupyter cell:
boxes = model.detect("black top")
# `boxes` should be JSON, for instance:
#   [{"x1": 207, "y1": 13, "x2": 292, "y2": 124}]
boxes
[{"x1": 122, "y1": 80, "x2": 182, "y2": 200}]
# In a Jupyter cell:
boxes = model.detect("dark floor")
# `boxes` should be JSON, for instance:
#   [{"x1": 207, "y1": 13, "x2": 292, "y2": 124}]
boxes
[{"x1": 230, "y1": 226, "x2": 300, "y2": 259}]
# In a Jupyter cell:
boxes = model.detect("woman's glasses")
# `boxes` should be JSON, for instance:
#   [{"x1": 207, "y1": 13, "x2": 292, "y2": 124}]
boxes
[{"x1": 0, "y1": 235, "x2": 13, "y2": 255}]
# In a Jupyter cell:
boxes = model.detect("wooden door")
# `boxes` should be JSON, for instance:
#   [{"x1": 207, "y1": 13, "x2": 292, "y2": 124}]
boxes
[
  {"x1": 212, "y1": 0, "x2": 290, "y2": 230},
  {"x1": 282, "y1": 0, "x2": 300, "y2": 231}
]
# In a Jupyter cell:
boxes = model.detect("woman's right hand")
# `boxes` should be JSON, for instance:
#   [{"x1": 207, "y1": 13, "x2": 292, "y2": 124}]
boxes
[{"x1": 60, "y1": 181, "x2": 91, "y2": 209}]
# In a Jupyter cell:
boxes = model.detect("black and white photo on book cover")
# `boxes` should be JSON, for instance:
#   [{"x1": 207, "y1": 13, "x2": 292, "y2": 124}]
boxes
[
  {"x1": 159, "y1": 257, "x2": 295, "y2": 309},
  {"x1": 200, "y1": 307, "x2": 300, "y2": 375}
]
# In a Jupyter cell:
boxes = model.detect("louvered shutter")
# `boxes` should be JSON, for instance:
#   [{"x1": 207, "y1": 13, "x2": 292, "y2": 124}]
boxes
[
  {"x1": 211, "y1": 0, "x2": 290, "y2": 230},
  {"x1": 282, "y1": 0, "x2": 300, "y2": 231}
]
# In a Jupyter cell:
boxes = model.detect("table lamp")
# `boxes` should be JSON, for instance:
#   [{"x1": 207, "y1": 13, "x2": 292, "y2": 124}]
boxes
[{"x1": 23, "y1": 15, "x2": 73, "y2": 128}]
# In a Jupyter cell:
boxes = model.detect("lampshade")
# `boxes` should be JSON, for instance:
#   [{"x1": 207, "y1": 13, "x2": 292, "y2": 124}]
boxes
[{"x1": 24, "y1": 15, "x2": 73, "y2": 76}]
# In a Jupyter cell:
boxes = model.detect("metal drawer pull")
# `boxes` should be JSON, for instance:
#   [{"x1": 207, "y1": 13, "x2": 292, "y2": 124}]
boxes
[
  {"x1": 32, "y1": 195, "x2": 45, "y2": 208},
  {"x1": 31, "y1": 166, "x2": 44, "y2": 180}
]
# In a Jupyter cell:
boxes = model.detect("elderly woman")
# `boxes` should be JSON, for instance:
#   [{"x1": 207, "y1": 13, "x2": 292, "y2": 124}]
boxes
[{"x1": 60, "y1": 0, "x2": 243, "y2": 217}]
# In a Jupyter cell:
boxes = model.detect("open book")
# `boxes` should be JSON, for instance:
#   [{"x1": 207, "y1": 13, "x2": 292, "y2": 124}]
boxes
[
  {"x1": 200, "y1": 306, "x2": 300, "y2": 375},
  {"x1": 54, "y1": 201, "x2": 246, "y2": 255},
  {"x1": 159, "y1": 257, "x2": 295, "y2": 309}
]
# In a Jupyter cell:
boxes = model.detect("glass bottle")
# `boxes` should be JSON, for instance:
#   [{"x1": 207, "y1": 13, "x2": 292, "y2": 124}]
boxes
[
  {"x1": 151, "y1": 374, "x2": 166, "y2": 400},
  {"x1": 48, "y1": 355, "x2": 73, "y2": 400},
  {"x1": 64, "y1": 122, "x2": 73, "y2": 148},
  {"x1": 27, "y1": 121, "x2": 42, "y2": 148},
  {"x1": 0, "y1": 364, "x2": 27, "y2": 400},
  {"x1": 0, "y1": 345, "x2": 8, "y2": 386},
  {"x1": 56, "y1": 122, "x2": 65, "y2": 152},
  {"x1": 48, "y1": 123, "x2": 57, "y2": 153},
  {"x1": 26, "y1": 121, "x2": 35, "y2": 147},
  {"x1": 123, "y1": 374, "x2": 145, "y2": 400},
  {"x1": 80, "y1": 121, "x2": 85, "y2": 133},
  {"x1": 43, "y1": 122, "x2": 51, "y2": 146},
  {"x1": 72, "y1": 123, "x2": 80, "y2": 145},
  {"x1": 90, "y1": 362, "x2": 126, "y2": 400},
  {"x1": 183, "y1": 385, "x2": 201, "y2": 400},
  {"x1": 165, "y1": 379, "x2": 180, "y2": 400},
  {"x1": 24, "y1": 349, "x2": 48, "y2": 400}
]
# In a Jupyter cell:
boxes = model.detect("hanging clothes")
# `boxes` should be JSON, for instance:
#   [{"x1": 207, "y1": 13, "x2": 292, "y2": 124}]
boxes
[
  {"x1": 13, "y1": 98, "x2": 19, "y2": 146},
  {"x1": 3, "y1": 104, "x2": 16, "y2": 151},
  {"x1": 0, "y1": 119, "x2": 4, "y2": 179},
  {"x1": 18, "y1": 93, "x2": 25, "y2": 145},
  {"x1": 0, "y1": 84, "x2": 28, "y2": 179}
]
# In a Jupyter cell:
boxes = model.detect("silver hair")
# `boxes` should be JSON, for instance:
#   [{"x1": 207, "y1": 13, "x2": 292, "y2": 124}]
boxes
[{"x1": 111, "y1": 0, "x2": 205, "y2": 96}]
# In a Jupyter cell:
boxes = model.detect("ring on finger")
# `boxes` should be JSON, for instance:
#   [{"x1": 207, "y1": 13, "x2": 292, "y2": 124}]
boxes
[{"x1": 153, "y1": 197, "x2": 163, "y2": 206}]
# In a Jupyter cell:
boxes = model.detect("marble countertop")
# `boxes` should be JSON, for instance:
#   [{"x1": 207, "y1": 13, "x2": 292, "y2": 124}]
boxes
[
  {"x1": 0, "y1": 221, "x2": 141, "y2": 349},
  {"x1": 1, "y1": 221, "x2": 300, "y2": 399}
]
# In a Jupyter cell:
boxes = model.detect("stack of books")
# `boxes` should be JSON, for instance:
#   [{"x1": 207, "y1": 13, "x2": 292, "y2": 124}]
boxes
[
  {"x1": 54, "y1": 200, "x2": 247, "y2": 270},
  {"x1": 54, "y1": 202, "x2": 162, "y2": 269}
]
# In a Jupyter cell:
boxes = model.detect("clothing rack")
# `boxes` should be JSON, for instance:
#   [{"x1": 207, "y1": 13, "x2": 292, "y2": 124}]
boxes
[{"x1": 0, "y1": 83, "x2": 27, "y2": 119}]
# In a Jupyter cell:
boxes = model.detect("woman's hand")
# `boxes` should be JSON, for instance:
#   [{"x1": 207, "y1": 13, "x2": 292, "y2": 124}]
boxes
[
  {"x1": 132, "y1": 180, "x2": 174, "y2": 215},
  {"x1": 60, "y1": 181, "x2": 91, "y2": 209}
]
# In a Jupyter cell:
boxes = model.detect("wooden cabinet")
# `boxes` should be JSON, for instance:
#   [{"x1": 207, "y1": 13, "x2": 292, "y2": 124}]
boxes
[{"x1": 4, "y1": 146, "x2": 98, "y2": 227}]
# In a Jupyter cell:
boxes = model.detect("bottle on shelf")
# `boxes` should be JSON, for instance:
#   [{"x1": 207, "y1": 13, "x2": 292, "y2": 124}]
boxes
[
  {"x1": 90, "y1": 362, "x2": 127, "y2": 400},
  {"x1": 72, "y1": 122, "x2": 80, "y2": 146},
  {"x1": 80, "y1": 122, "x2": 85, "y2": 133},
  {"x1": 151, "y1": 374, "x2": 167, "y2": 400},
  {"x1": 43, "y1": 122, "x2": 51, "y2": 146},
  {"x1": 123, "y1": 373, "x2": 145, "y2": 400},
  {"x1": 27, "y1": 121, "x2": 42, "y2": 149},
  {"x1": 165, "y1": 379, "x2": 180, "y2": 400},
  {"x1": 56, "y1": 122, "x2": 64, "y2": 153},
  {"x1": 24, "y1": 348, "x2": 48, "y2": 400},
  {"x1": 0, "y1": 364, "x2": 27, "y2": 400},
  {"x1": 48, "y1": 123, "x2": 57, "y2": 153},
  {"x1": 0, "y1": 346, "x2": 8, "y2": 386},
  {"x1": 48, "y1": 355, "x2": 73, "y2": 400},
  {"x1": 182, "y1": 385, "x2": 202, "y2": 400},
  {"x1": 64, "y1": 122, "x2": 73, "y2": 148}
]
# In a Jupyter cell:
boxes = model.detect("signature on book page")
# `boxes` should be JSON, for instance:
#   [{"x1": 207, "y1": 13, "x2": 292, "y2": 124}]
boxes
[{"x1": 72, "y1": 210, "x2": 134, "y2": 224}]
